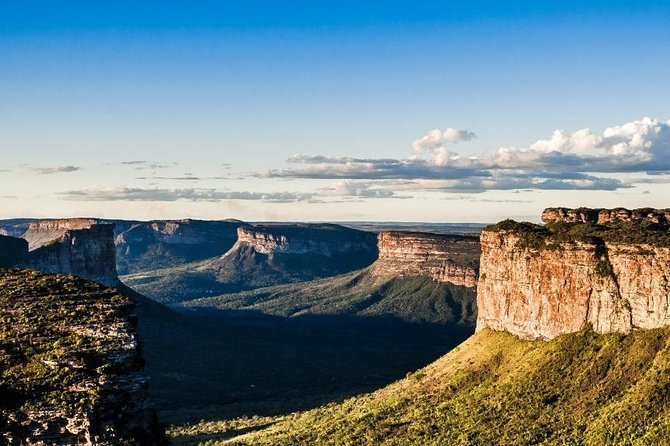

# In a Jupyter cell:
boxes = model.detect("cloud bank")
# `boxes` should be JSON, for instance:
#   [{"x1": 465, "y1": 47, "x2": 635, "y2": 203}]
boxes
[{"x1": 262, "y1": 117, "x2": 670, "y2": 193}]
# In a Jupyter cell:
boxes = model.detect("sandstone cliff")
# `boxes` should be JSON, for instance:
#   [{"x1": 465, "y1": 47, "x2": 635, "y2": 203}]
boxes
[
  {"x1": 0, "y1": 269, "x2": 165, "y2": 445},
  {"x1": 212, "y1": 223, "x2": 378, "y2": 281},
  {"x1": 541, "y1": 207, "x2": 670, "y2": 225},
  {"x1": 24, "y1": 223, "x2": 119, "y2": 287},
  {"x1": 114, "y1": 219, "x2": 243, "y2": 274},
  {"x1": 371, "y1": 231, "x2": 479, "y2": 288},
  {"x1": 477, "y1": 208, "x2": 670, "y2": 340}
]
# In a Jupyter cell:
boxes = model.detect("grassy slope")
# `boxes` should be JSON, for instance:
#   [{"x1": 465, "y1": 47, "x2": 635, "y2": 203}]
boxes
[
  {"x1": 125, "y1": 280, "x2": 472, "y2": 425},
  {"x1": 183, "y1": 267, "x2": 476, "y2": 326},
  {"x1": 170, "y1": 327, "x2": 670, "y2": 445}
]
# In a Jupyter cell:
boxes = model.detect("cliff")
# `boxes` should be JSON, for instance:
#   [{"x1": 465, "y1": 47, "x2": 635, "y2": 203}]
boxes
[
  {"x1": 371, "y1": 231, "x2": 479, "y2": 287},
  {"x1": 24, "y1": 223, "x2": 119, "y2": 287},
  {"x1": 22, "y1": 218, "x2": 101, "y2": 250},
  {"x1": 0, "y1": 269, "x2": 164, "y2": 445},
  {"x1": 114, "y1": 219, "x2": 243, "y2": 274},
  {"x1": 477, "y1": 208, "x2": 670, "y2": 340},
  {"x1": 541, "y1": 207, "x2": 670, "y2": 225},
  {"x1": 210, "y1": 223, "x2": 378, "y2": 285}
]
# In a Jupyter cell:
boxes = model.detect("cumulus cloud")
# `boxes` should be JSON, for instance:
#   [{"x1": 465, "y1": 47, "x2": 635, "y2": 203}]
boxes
[
  {"x1": 60, "y1": 187, "x2": 314, "y2": 203},
  {"x1": 263, "y1": 117, "x2": 670, "y2": 193},
  {"x1": 33, "y1": 165, "x2": 81, "y2": 175}
]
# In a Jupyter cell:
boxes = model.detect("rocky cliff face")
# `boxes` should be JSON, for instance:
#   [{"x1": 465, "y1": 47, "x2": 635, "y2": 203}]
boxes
[
  {"x1": 0, "y1": 269, "x2": 165, "y2": 445},
  {"x1": 477, "y1": 209, "x2": 670, "y2": 340},
  {"x1": 233, "y1": 224, "x2": 377, "y2": 256},
  {"x1": 114, "y1": 219, "x2": 243, "y2": 274},
  {"x1": 371, "y1": 232, "x2": 479, "y2": 288},
  {"x1": 541, "y1": 207, "x2": 670, "y2": 225},
  {"x1": 24, "y1": 223, "x2": 119, "y2": 287},
  {"x1": 22, "y1": 218, "x2": 101, "y2": 250}
]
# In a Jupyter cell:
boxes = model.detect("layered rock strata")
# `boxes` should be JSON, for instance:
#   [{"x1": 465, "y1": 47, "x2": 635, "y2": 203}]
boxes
[
  {"x1": 541, "y1": 207, "x2": 670, "y2": 225},
  {"x1": 0, "y1": 269, "x2": 165, "y2": 445},
  {"x1": 371, "y1": 231, "x2": 480, "y2": 287},
  {"x1": 477, "y1": 208, "x2": 670, "y2": 340},
  {"x1": 232, "y1": 224, "x2": 377, "y2": 256},
  {"x1": 25, "y1": 223, "x2": 119, "y2": 287}
]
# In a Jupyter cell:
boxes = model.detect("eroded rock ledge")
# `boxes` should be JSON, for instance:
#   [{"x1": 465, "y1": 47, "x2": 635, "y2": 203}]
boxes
[
  {"x1": 477, "y1": 208, "x2": 670, "y2": 340},
  {"x1": 371, "y1": 231, "x2": 480, "y2": 287},
  {"x1": 0, "y1": 269, "x2": 165, "y2": 445}
]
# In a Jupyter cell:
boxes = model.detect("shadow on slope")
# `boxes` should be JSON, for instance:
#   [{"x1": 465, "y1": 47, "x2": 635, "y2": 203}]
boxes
[{"x1": 122, "y1": 285, "x2": 472, "y2": 425}]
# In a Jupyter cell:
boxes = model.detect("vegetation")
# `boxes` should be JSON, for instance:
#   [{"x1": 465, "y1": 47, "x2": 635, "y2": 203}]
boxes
[
  {"x1": 126, "y1": 273, "x2": 474, "y2": 424},
  {"x1": 486, "y1": 219, "x2": 670, "y2": 250},
  {"x1": 0, "y1": 268, "x2": 159, "y2": 443},
  {"x1": 170, "y1": 327, "x2": 670, "y2": 445}
]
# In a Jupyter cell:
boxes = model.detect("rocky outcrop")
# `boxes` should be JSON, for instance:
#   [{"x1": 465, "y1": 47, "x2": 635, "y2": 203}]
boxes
[
  {"x1": 114, "y1": 219, "x2": 243, "y2": 274},
  {"x1": 541, "y1": 207, "x2": 670, "y2": 225},
  {"x1": 233, "y1": 224, "x2": 377, "y2": 257},
  {"x1": 371, "y1": 232, "x2": 479, "y2": 287},
  {"x1": 0, "y1": 269, "x2": 165, "y2": 445},
  {"x1": 24, "y1": 223, "x2": 119, "y2": 287},
  {"x1": 22, "y1": 218, "x2": 101, "y2": 250},
  {"x1": 477, "y1": 208, "x2": 670, "y2": 340}
]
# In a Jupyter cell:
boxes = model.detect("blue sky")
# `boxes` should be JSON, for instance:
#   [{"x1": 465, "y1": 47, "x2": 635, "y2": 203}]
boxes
[{"x1": 1, "y1": 1, "x2": 669, "y2": 222}]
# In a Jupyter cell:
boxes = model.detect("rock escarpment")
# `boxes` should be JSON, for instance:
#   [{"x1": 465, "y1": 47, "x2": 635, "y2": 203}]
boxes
[
  {"x1": 23, "y1": 221, "x2": 119, "y2": 287},
  {"x1": 477, "y1": 208, "x2": 670, "y2": 340},
  {"x1": 212, "y1": 223, "x2": 378, "y2": 282},
  {"x1": 371, "y1": 232, "x2": 479, "y2": 287},
  {"x1": 0, "y1": 269, "x2": 165, "y2": 445},
  {"x1": 0, "y1": 219, "x2": 119, "y2": 287},
  {"x1": 114, "y1": 219, "x2": 243, "y2": 274},
  {"x1": 541, "y1": 207, "x2": 670, "y2": 225}
]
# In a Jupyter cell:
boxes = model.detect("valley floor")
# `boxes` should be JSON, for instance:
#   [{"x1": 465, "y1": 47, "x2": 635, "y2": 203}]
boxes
[{"x1": 169, "y1": 327, "x2": 670, "y2": 445}]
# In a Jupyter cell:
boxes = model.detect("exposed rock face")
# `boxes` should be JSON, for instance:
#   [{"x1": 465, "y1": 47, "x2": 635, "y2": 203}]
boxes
[
  {"x1": 233, "y1": 224, "x2": 377, "y2": 257},
  {"x1": 0, "y1": 269, "x2": 165, "y2": 445},
  {"x1": 22, "y1": 218, "x2": 101, "y2": 250},
  {"x1": 372, "y1": 232, "x2": 479, "y2": 287},
  {"x1": 114, "y1": 219, "x2": 243, "y2": 274},
  {"x1": 541, "y1": 207, "x2": 670, "y2": 225},
  {"x1": 477, "y1": 209, "x2": 670, "y2": 340},
  {"x1": 22, "y1": 222, "x2": 119, "y2": 287}
]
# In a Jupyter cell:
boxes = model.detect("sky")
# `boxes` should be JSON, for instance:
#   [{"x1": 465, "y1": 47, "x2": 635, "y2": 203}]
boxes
[{"x1": 1, "y1": 1, "x2": 669, "y2": 222}]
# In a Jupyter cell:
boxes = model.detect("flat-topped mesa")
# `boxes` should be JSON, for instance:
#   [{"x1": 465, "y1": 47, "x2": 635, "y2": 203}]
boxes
[
  {"x1": 24, "y1": 222, "x2": 119, "y2": 287},
  {"x1": 22, "y1": 218, "x2": 101, "y2": 250},
  {"x1": 233, "y1": 223, "x2": 377, "y2": 256},
  {"x1": 371, "y1": 231, "x2": 480, "y2": 288},
  {"x1": 477, "y1": 209, "x2": 670, "y2": 340},
  {"x1": 541, "y1": 207, "x2": 670, "y2": 226}
]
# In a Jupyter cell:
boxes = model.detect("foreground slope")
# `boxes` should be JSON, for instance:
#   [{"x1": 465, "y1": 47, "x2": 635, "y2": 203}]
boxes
[
  {"x1": 0, "y1": 269, "x2": 164, "y2": 444},
  {"x1": 172, "y1": 327, "x2": 670, "y2": 445}
]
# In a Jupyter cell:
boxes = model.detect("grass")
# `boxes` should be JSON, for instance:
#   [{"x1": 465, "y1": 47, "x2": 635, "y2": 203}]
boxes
[{"x1": 169, "y1": 327, "x2": 670, "y2": 445}]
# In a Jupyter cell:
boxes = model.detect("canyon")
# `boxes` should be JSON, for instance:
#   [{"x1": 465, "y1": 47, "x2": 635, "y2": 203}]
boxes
[{"x1": 477, "y1": 207, "x2": 670, "y2": 340}]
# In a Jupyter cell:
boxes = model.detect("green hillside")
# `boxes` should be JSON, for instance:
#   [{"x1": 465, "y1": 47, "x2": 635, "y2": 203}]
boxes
[
  {"x1": 170, "y1": 327, "x2": 670, "y2": 445},
  {"x1": 184, "y1": 267, "x2": 476, "y2": 326}
]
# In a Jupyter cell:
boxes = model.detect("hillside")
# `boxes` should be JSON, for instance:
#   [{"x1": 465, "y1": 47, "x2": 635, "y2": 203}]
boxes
[
  {"x1": 0, "y1": 269, "x2": 164, "y2": 444},
  {"x1": 124, "y1": 223, "x2": 378, "y2": 304},
  {"x1": 171, "y1": 327, "x2": 670, "y2": 445},
  {"x1": 184, "y1": 267, "x2": 476, "y2": 326}
]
